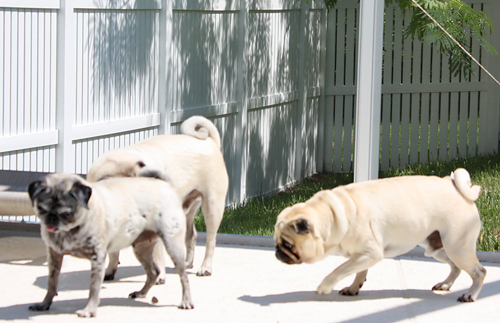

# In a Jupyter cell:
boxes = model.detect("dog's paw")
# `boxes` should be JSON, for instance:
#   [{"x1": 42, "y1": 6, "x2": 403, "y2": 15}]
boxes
[
  {"x1": 317, "y1": 282, "x2": 334, "y2": 296},
  {"x1": 196, "y1": 267, "x2": 212, "y2": 277},
  {"x1": 155, "y1": 278, "x2": 166, "y2": 285},
  {"x1": 29, "y1": 302, "x2": 50, "y2": 312},
  {"x1": 178, "y1": 300, "x2": 195, "y2": 310},
  {"x1": 76, "y1": 308, "x2": 96, "y2": 318},
  {"x1": 186, "y1": 261, "x2": 194, "y2": 270},
  {"x1": 339, "y1": 287, "x2": 359, "y2": 296},
  {"x1": 432, "y1": 282, "x2": 452, "y2": 291},
  {"x1": 129, "y1": 291, "x2": 147, "y2": 299},
  {"x1": 457, "y1": 294, "x2": 475, "y2": 302},
  {"x1": 104, "y1": 273, "x2": 115, "y2": 281}
]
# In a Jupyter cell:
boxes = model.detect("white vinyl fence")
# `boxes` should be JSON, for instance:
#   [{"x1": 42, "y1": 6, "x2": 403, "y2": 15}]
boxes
[
  {"x1": 1, "y1": 0, "x2": 499, "y2": 224},
  {"x1": 0, "y1": 0, "x2": 326, "y2": 210}
]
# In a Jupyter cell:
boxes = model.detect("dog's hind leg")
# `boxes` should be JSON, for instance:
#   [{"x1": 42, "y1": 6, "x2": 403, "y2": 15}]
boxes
[
  {"x1": 197, "y1": 196, "x2": 225, "y2": 276},
  {"x1": 129, "y1": 234, "x2": 161, "y2": 299},
  {"x1": 104, "y1": 251, "x2": 120, "y2": 281},
  {"x1": 441, "y1": 221, "x2": 486, "y2": 302},
  {"x1": 158, "y1": 229, "x2": 194, "y2": 309},
  {"x1": 431, "y1": 249, "x2": 461, "y2": 291},
  {"x1": 152, "y1": 243, "x2": 166, "y2": 284},
  {"x1": 183, "y1": 190, "x2": 202, "y2": 270},
  {"x1": 339, "y1": 270, "x2": 368, "y2": 296},
  {"x1": 420, "y1": 231, "x2": 461, "y2": 291}
]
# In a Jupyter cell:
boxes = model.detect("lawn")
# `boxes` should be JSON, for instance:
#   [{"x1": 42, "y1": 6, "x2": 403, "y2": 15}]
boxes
[{"x1": 195, "y1": 153, "x2": 500, "y2": 252}]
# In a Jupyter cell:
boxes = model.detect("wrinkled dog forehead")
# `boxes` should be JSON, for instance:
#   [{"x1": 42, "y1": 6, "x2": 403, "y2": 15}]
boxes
[{"x1": 44, "y1": 173, "x2": 81, "y2": 191}]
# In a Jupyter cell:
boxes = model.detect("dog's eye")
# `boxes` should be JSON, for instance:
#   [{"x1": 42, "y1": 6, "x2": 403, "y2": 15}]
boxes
[
  {"x1": 59, "y1": 212, "x2": 72, "y2": 219},
  {"x1": 283, "y1": 241, "x2": 293, "y2": 250}
]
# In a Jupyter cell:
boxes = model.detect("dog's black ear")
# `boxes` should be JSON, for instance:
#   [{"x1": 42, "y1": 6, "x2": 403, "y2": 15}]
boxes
[
  {"x1": 293, "y1": 219, "x2": 310, "y2": 234},
  {"x1": 70, "y1": 182, "x2": 92, "y2": 210},
  {"x1": 27, "y1": 180, "x2": 45, "y2": 206}
]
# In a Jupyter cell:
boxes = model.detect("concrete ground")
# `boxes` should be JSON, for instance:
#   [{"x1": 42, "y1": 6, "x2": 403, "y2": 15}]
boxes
[{"x1": 1, "y1": 230, "x2": 500, "y2": 323}]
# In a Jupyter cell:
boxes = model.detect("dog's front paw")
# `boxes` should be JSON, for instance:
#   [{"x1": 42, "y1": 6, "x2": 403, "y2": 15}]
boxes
[
  {"x1": 29, "y1": 302, "x2": 51, "y2": 312},
  {"x1": 76, "y1": 307, "x2": 96, "y2": 318},
  {"x1": 457, "y1": 294, "x2": 475, "y2": 302},
  {"x1": 129, "y1": 291, "x2": 147, "y2": 299},
  {"x1": 432, "y1": 282, "x2": 452, "y2": 291},
  {"x1": 317, "y1": 281, "x2": 334, "y2": 296},
  {"x1": 339, "y1": 287, "x2": 359, "y2": 296},
  {"x1": 178, "y1": 301, "x2": 195, "y2": 310},
  {"x1": 155, "y1": 278, "x2": 166, "y2": 285},
  {"x1": 196, "y1": 267, "x2": 212, "y2": 277},
  {"x1": 104, "y1": 273, "x2": 115, "y2": 281}
]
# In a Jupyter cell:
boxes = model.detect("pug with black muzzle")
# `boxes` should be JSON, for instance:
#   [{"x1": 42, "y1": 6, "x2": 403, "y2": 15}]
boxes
[
  {"x1": 27, "y1": 170, "x2": 201, "y2": 317},
  {"x1": 274, "y1": 168, "x2": 486, "y2": 302}
]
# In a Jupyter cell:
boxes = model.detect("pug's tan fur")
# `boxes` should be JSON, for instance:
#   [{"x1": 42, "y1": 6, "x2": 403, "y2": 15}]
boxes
[
  {"x1": 87, "y1": 116, "x2": 229, "y2": 278},
  {"x1": 274, "y1": 168, "x2": 486, "y2": 302}
]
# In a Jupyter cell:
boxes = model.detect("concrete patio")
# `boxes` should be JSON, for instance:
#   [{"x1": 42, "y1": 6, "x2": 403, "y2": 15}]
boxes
[{"x1": 1, "y1": 229, "x2": 500, "y2": 323}]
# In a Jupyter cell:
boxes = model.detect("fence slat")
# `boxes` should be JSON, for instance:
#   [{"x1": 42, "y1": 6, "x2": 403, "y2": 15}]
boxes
[
  {"x1": 468, "y1": 92, "x2": 479, "y2": 156},
  {"x1": 419, "y1": 93, "x2": 429, "y2": 164},
  {"x1": 390, "y1": 94, "x2": 401, "y2": 168},
  {"x1": 400, "y1": 93, "x2": 410, "y2": 167},
  {"x1": 439, "y1": 93, "x2": 449, "y2": 161},
  {"x1": 342, "y1": 96, "x2": 353, "y2": 172},
  {"x1": 459, "y1": 91, "x2": 469, "y2": 158},
  {"x1": 410, "y1": 93, "x2": 420, "y2": 165},
  {"x1": 449, "y1": 92, "x2": 459, "y2": 160},
  {"x1": 380, "y1": 94, "x2": 391, "y2": 171}
]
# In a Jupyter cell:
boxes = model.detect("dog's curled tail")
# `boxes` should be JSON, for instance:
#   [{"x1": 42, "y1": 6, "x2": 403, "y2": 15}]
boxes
[
  {"x1": 137, "y1": 166, "x2": 174, "y2": 185},
  {"x1": 451, "y1": 168, "x2": 481, "y2": 201},
  {"x1": 180, "y1": 116, "x2": 221, "y2": 148}
]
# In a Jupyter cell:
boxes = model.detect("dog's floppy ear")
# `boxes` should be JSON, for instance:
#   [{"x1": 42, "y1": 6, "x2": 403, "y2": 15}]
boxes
[
  {"x1": 70, "y1": 182, "x2": 92, "y2": 210},
  {"x1": 293, "y1": 219, "x2": 310, "y2": 234},
  {"x1": 27, "y1": 180, "x2": 45, "y2": 206}
]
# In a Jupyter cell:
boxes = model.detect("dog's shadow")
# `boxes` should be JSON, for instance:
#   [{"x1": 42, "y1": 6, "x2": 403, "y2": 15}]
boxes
[
  {"x1": 33, "y1": 265, "x2": 183, "y2": 292},
  {"x1": 239, "y1": 288, "x2": 435, "y2": 306},
  {"x1": 0, "y1": 297, "x2": 173, "y2": 320},
  {"x1": 239, "y1": 279, "x2": 500, "y2": 323}
]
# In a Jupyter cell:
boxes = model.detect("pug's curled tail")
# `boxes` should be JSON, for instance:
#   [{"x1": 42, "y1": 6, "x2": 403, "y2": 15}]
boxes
[
  {"x1": 180, "y1": 115, "x2": 221, "y2": 148},
  {"x1": 451, "y1": 168, "x2": 481, "y2": 201},
  {"x1": 137, "y1": 166, "x2": 174, "y2": 185}
]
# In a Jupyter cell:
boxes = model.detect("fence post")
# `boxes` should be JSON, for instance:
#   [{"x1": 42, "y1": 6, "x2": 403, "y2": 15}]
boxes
[
  {"x1": 158, "y1": 0, "x2": 169, "y2": 135},
  {"x1": 482, "y1": 0, "x2": 500, "y2": 154},
  {"x1": 234, "y1": 0, "x2": 248, "y2": 204},
  {"x1": 55, "y1": 0, "x2": 76, "y2": 172},
  {"x1": 316, "y1": 6, "x2": 327, "y2": 173},
  {"x1": 294, "y1": 0, "x2": 308, "y2": 180},
  {"x1": 353, "y1": 0, "x2": 384, "y2": 182}
]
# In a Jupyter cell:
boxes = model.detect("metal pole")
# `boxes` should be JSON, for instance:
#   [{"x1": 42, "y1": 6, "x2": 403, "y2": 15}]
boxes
[{"x1": 353, "y1": 0, "x2": 385, "y2": 182}]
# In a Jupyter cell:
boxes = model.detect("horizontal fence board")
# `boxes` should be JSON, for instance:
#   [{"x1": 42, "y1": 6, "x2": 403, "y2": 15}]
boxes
[{"x1": 72, "y1": 114, "x2": 160, "y2": 140}]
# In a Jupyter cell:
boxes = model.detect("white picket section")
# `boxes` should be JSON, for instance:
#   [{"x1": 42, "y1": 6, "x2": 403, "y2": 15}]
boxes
[
  {"x1": 0, "y1": 0, "x2": 328, "y2": 210},
  {"x1": 326, "y1": 0, "x2": 500, "y2": 172}
]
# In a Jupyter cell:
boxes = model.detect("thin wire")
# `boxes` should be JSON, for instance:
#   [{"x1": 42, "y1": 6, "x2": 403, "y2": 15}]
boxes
[{"x1": 411, "y1": 0, "x2": 500, "y2": 86}]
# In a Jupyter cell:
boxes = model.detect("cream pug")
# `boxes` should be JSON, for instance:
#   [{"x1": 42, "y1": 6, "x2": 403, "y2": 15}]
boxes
[
  {"x1": 87, "y1": 115, "x2": 229, "y2": 279},
  {"x1": 28, "y1": 171, "x2": 201, "y2": 317},
  {"x1": 275, "y1": 168, "x2": 486, "y2": 302}
]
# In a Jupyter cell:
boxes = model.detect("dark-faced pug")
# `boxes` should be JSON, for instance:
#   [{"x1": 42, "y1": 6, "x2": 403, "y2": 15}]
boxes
[
  {"x1": 28, "y1": 172, "x2": 200, "y2": 317},
  {"x1": 275, "y1": 168, "x2": 486, "y2": 302}
]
